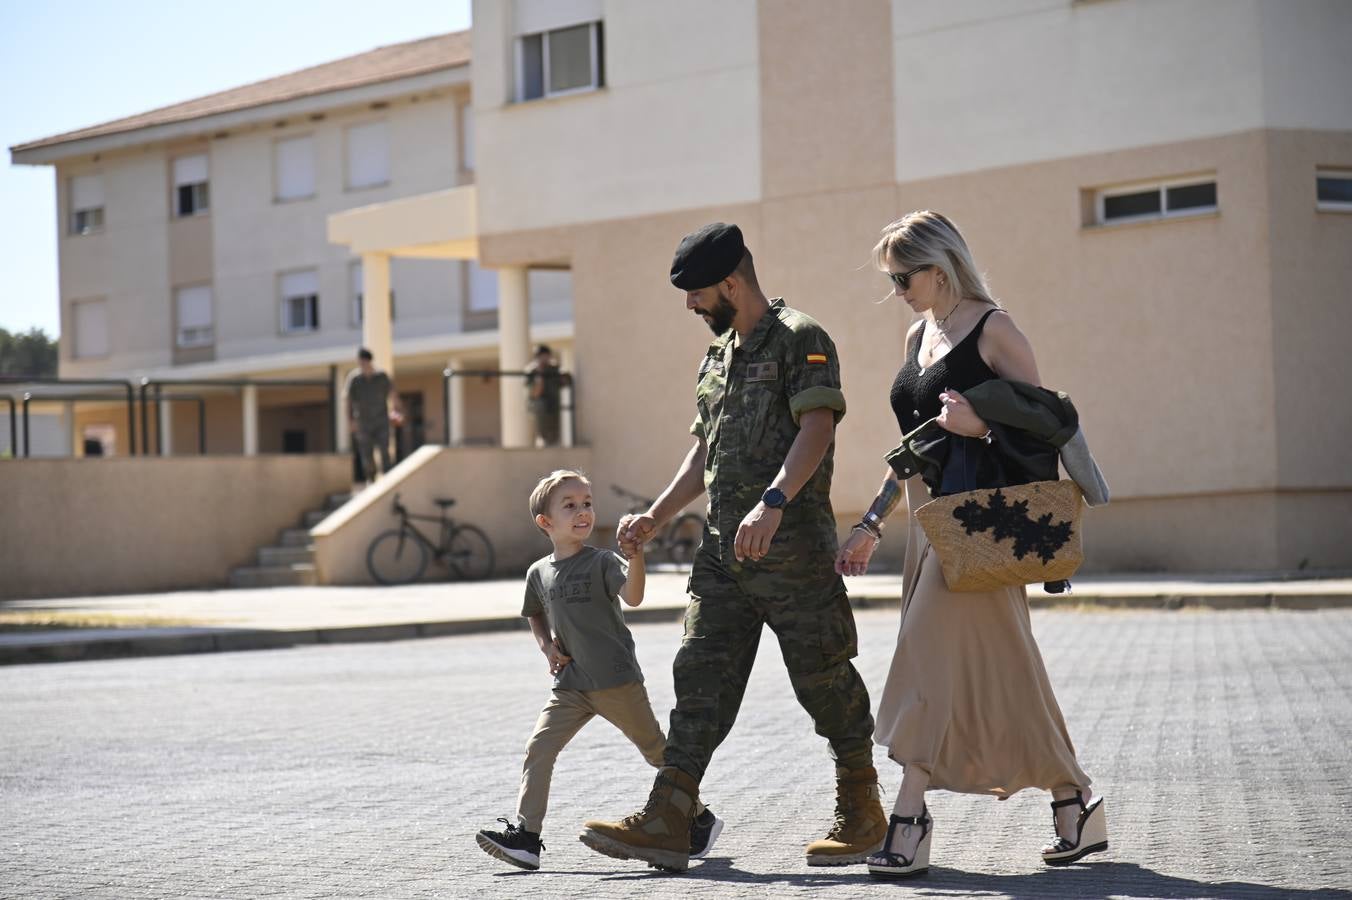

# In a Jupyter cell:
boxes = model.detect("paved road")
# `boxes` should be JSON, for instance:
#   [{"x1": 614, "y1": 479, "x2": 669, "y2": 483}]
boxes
[{"x1": 3, "y1": 609, "x2": 1351, "y2": 899}]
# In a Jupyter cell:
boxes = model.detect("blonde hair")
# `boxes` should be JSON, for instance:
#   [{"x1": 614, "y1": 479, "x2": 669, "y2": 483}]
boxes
[
  {"x1": 872, "y1": 210, "x2": 998, "y2": 307},
  {"x1": 529, "y1": 469, "x2": 590, "y2": 532}
]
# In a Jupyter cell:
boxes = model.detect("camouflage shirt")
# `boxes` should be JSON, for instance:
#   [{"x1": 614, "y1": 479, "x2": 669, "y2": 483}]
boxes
[{"x1": 690, "y1": 300, "x2": 847, "y2": 589}]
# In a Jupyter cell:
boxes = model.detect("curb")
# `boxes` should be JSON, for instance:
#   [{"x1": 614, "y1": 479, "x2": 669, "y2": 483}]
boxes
[{"x1": 2, "y1": 592, "x2": 1349, "y2": 666}]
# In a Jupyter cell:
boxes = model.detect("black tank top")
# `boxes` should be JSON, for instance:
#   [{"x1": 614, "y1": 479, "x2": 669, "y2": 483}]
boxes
[{"x1": 890, "y1": 308, "x2": 1000, "y2": 435}]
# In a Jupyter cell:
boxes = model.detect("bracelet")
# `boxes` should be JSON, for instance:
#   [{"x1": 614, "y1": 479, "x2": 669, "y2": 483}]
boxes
[
  {"x1": 977, "y1": 428, "x2": 993, "y2": 444},
  {"x1": 853, "y1": 521, "x2": 882, "y2": 541}
]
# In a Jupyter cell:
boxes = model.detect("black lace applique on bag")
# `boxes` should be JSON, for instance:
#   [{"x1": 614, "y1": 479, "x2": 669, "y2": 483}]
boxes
[{"x1": 952, "y1": 489, "x2": 1073, "y2": 563}]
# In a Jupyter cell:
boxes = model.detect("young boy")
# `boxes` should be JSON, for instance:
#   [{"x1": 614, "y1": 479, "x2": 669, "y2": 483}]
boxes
[{"x1": 475, "y1": 470, "x2": 723, "y2": 871}]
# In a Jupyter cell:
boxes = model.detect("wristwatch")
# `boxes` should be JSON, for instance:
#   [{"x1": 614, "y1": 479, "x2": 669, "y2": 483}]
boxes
[{"x1": 762, "y1": 487, "x2": 788, "y2": 509}]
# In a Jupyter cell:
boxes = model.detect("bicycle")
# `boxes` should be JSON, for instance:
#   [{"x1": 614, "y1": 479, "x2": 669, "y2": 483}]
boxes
[
  {"x1": 366, "y1": 494, "x2": 496, "y2": 585},
  {"x1": 611, "y1": 484, "x2": 705, "y2": 567}
]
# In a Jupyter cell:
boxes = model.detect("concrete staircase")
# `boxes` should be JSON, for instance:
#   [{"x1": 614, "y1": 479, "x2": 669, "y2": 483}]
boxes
[{"x1": 229, "y1": 491, "x2": 353, "y2": 588}]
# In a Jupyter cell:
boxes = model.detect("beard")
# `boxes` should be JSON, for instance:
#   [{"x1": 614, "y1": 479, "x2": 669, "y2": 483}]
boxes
[{"x1": 699, "y1": 290, "x2": 737, "y2": 335}]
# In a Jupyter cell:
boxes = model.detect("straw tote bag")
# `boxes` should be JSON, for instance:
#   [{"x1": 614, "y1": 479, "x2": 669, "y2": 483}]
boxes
[{"x1": 915, "y1": 480, "x2": 1085, "y2": 592}]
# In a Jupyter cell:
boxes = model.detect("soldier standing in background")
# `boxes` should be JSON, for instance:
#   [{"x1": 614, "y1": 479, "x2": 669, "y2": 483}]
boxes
[
  {"x1": 578, "y1": 223, "x2": 886, "y2": 872},
  {"x1": 343, "y1": 347, "x2": 401, "y2": 485}
]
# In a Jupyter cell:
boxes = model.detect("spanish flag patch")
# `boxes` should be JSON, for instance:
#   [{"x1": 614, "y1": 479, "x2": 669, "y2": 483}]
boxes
[{"x1": 806, "y1": 353, "x2": 829, "y2": 365}]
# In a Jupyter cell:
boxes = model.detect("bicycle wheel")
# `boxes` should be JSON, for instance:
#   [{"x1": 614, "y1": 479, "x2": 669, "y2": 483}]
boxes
[
  {"x1": 446, "y1": 524, "x2": 495, "y2": 581},
  {"x1": 367, "y1": 529, "x2": 430, "y2": 585},
  {"x1": 664, "y1": 513, "x2": 705, "y2": 567}
]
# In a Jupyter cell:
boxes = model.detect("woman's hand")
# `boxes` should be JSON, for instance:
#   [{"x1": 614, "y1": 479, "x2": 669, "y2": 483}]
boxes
[
  {"x1": 936, "y1": 387, "x2": 989, "y2": 437},
  {"x1": 834, "y1": 528, "x2": 879, "y2": 576}
]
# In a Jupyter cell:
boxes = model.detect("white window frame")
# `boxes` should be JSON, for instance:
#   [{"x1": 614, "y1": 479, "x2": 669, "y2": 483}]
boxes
[
  {"x1": 343, "y1": 120, "x2": 390, "y2": 191},
  {"x1": 515, "y1": 21, "x2": 602, "y2": 102},
  {"x1": 71, "y1": 297, "x2": 109, "y2": 359},
  {"x1": 279, "y1": 269, "x2": 321, "y2": 335},
  {"x1": 172, "y1": 154, "x2": 210, "y2": 218},
  {"x1": 1094, "y1": 175, "x2": 1218, "y2": 226},
  {"x1": 1316, "y1": 168, "x2": 1352, "y2": 213},
  {"x1": 69, "y1": 174, "x2": 105, "y2": 236},
  {"x1": 174, "y1": 284, "x2": 214, "y2": 348},
  {"x1": 273, "y1": 135, "x2": 317, "y2": 203}
]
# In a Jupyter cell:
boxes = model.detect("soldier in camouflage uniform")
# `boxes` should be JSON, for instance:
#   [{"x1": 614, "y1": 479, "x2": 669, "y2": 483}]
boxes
[{"x1": 579, "y1": 223, "x2": 886, "y2": 872}]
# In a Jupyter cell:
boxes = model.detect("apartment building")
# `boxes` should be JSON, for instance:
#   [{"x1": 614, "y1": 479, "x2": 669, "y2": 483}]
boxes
[
  {"x1": 12, "y1": 0, "x2": 1352, "y2": 574},
  {"x1": 10, "y1": 31, "x2": 573, "y2": 458}
]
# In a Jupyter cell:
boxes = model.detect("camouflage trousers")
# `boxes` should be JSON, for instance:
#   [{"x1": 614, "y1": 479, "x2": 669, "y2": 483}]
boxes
[{"x1": 663, "y1": 551, "x2": 876, "y2": 781}]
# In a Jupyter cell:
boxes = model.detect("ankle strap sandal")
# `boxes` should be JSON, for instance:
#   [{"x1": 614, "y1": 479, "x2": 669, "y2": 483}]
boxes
[
  {"x1": 1042, "y1": 792, "x2": 1108, "y2": 866},
  {"x1": 866, "y1": 807, "x2": 932, "y2": 879}
]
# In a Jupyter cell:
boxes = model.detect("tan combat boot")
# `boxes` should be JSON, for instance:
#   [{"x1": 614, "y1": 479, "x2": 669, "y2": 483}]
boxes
[
  {"x1": 804, "y1": 765, "x2": 889, "y2": 866},
  {"x1": 578, "y1": 766, "x2": 699, "y2": 872}
]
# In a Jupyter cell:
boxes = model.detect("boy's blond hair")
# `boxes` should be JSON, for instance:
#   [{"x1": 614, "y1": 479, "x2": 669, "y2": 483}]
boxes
[{"x1": 529, "y1": 469, "x2": 591, "y2": 533}]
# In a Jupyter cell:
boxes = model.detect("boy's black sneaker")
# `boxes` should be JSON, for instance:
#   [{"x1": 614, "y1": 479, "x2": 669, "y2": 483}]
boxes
[
  {"x1": 689, "y1": 807, "x2": 725, "y2": 860},
  {"x1": 476, "y1": 817, "x2": 544, "y2": 871}
]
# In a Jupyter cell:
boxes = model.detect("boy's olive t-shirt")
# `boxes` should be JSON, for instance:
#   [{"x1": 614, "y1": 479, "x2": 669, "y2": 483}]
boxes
[{"x1": 521, "y1": 546, "x2": 643, "y2": 692}]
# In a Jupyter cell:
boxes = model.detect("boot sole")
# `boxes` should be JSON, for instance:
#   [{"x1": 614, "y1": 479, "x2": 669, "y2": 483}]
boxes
[
  {"x1": 578, "y1": 828, "x2": 689, "y2": 873},
  {"x1": 805, "y1": 839, "x2": 884, "y2": 866},
  {"x1": 475, "y1": 833, "x2": 539, "y2": 871}
]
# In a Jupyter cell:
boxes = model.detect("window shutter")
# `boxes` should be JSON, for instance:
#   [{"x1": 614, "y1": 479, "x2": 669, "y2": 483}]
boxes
[
  {"x1": 70, "y1": 174, "x2": 104, "y2": 211},
  {"x1": 173, "y1": 154, "x2": 208, "y2": 186},
  {"x1": 346, "y1": 122, "x2": 389, "y2": 189},
  {"x1": 74, "y1": 300, "x2": 109, "y2": 358},
  {"x1": 177, "y1": 286, "x2": 213, "y2": 329},
  {"x1": 281, "y1": 269, "x2": 320, "y2": 299},
  {"x1": 275, "y1": 136, "x2": 316, "y2": 200}
]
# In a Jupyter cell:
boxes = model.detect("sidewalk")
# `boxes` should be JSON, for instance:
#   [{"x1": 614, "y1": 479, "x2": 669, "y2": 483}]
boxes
[{"x1": 3, "y1": 570, "x2": 1350, "y2": 665}]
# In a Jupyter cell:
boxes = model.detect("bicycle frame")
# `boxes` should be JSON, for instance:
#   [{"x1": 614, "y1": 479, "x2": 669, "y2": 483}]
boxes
[{"x1": 394, "y1": 510, "x2": 453, "y2": 562}]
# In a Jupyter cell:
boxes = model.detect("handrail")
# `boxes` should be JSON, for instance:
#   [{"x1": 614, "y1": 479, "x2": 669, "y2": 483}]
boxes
[
  {"x1": 19, "y1": 392, "x2": 207, "y2": 456},
  {"x1": 138, "y1": 377, "x2": 335, "y2": 457},
  {"x1": 0, "y1": 376, "x2": 137, "y2": 456},
  {"x1": 440, "y1": 368, "x2": 576, "y2": 447}
]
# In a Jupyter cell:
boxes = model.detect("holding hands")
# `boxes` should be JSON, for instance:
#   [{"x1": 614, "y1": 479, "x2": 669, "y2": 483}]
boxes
[{"x1": 616, "y1": 513, "x2": 657, "y2": 559}]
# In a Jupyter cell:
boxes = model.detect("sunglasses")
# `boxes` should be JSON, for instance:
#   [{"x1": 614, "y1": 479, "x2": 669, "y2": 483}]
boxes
[{"x1": 887, "y1": 265, "x2": 931, "y2": 292}]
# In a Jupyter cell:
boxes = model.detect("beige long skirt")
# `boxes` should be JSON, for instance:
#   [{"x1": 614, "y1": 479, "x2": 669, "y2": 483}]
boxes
[{"x1": 873, "y1": 481, "x2": 1090, "y2": 798}]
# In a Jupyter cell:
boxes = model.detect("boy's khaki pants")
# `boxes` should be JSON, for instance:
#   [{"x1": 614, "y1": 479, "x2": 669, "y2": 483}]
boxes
[{"x1": 516, "y1": 681, "x2": 665, "y2": 834}]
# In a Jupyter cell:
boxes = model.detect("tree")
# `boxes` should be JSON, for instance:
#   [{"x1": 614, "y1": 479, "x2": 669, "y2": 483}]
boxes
[{"x1": 0, "y1": 327, "x2": 59, "y2": 377}]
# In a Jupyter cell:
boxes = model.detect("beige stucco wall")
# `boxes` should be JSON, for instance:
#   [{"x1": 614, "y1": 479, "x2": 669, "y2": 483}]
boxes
[
  {"x1": 312, "y1": 444, "x2": 594, "y2": 583},
  {"x1": 0, "y1": 456, "x2": 351, "y2": 599},
  {"x1": 471, "y1": 0, "x2": 762, "y2": 234}
]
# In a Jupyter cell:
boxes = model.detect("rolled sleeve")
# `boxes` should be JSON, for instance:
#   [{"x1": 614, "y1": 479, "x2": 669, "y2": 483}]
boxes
[{"x1": 785, "y1": 326, "x2": 846, "y2": 425}]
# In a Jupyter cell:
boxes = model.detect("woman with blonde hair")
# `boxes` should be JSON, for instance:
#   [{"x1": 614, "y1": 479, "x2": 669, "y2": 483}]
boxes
[{"x1": 835, "y1": 211, "x2": 1107, "y2": 878}]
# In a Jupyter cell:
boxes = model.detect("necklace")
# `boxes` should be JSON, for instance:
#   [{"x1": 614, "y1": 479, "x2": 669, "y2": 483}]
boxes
[{"x1": 933, "y1": 296, "x2": 963, "y2": 331}]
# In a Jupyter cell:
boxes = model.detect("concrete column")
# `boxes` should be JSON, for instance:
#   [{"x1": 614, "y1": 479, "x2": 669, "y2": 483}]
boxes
[
  {"x1": 334, "y1": 367, "x2": 351, "y2": 453},
  {"x1": 559, "y1": 344, "x2": 576, "y2": 448},
  {"x1": 64, "y1": 401, "x2": 77, "y2": 457},
  {"x1": 159, "y1": 396, "x2": 174, "y2": 457},
  {"x1": 497, "y1": 265, "x2": 531, "y2": 448},
  {"x1": 242, "y1": 385, "x2": 259, "y2": 456},
  {"x1": 361, "y1": 252, "x2": 394, "y2": 378},
  {"x1": 447, "y1": 357, "x2": 466, "y2": 446}
]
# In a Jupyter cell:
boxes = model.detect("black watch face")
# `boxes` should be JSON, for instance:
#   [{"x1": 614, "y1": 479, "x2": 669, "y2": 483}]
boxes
[{"x1": 763, "y1": 488, "x2": 787, "y2": 508}]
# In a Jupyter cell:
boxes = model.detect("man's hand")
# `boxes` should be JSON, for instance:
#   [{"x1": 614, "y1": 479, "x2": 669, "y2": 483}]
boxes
[
  {"x1": 545, "y1": 639, "x2": 572, "y2": 676},
  {"x1": 734, "y1": 502, "x2": 783, "y2": 563},
  {"x1": 617, "y1": 513, "x2": 658, "y2": 559}
]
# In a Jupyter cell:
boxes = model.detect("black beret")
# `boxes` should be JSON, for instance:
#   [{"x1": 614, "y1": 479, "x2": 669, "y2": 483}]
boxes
[{"x1": 670, "y1": 223, "x2": 745, "y2": 290}]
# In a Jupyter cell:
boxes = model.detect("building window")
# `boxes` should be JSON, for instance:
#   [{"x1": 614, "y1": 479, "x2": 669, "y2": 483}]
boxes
[
  {"x1": 517, "y1": 21, "x2": 604, "y2": 102},
  {"x1": 175, "y1": 284, "x2": 214, "y2": 347},
  {"x1": 275, "y1": 135, "x2": 316, "y2": 201},
  {"x1": 280, "y1": 269, "x2": 320, "y2": 333},
  {"x1": 345, "y1": 121, "x2": 389, "y2": 190},
  {"x1": 1095, "y1": 176, "x2": 1217, "y2": 225},
  {"x1": 72, "y1": 298, "x2": 109, "y2": 358},
  {"x1": 468, "y1": 260, "x2": 499, "y2": 312},
  {"x1": 1316, "y1": 169, "x2": 1352, "y2": 211},
  {"x1": 173, "y1": 154, "x2": 210, "y2": 217},
  {"x1": 69, "y1": 174, "x2": 105, "y2": 235}
]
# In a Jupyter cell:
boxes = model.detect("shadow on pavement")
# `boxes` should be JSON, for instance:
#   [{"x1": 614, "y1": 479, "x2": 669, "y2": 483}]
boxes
[{"x1": 582, "y1": 859, "x2": 1350, "y2": 898}]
